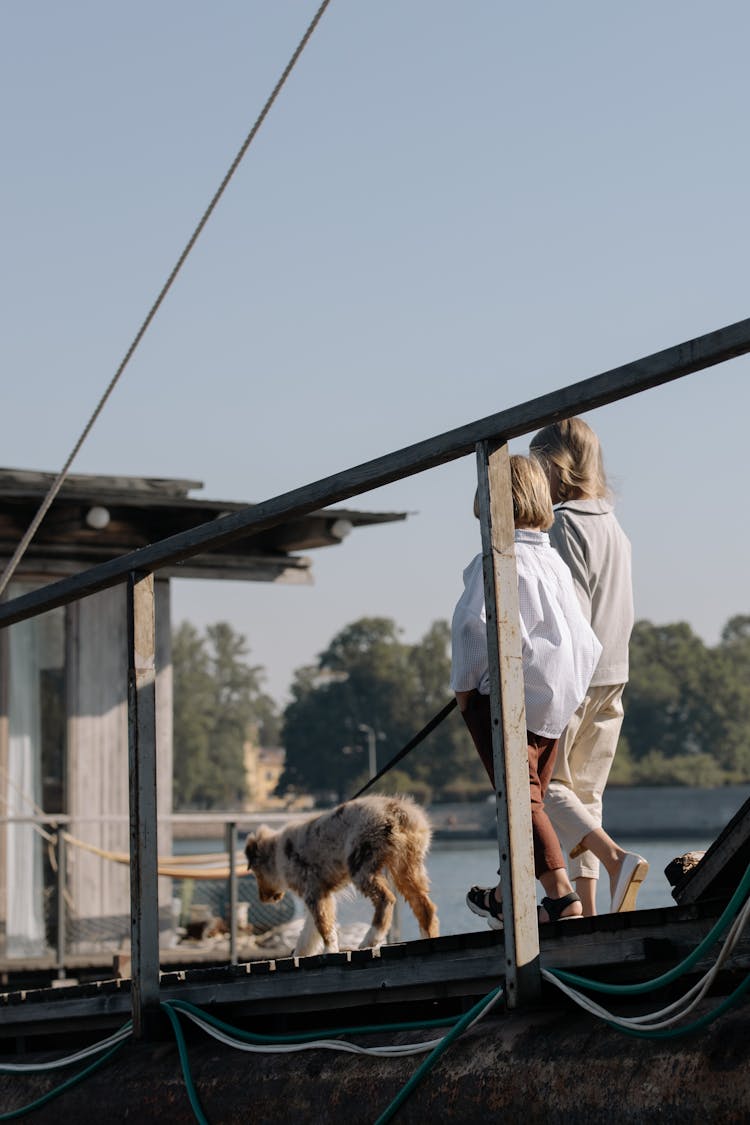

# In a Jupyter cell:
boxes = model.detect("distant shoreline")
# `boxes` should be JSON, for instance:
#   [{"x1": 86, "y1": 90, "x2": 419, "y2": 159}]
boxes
[{"x1": 172, "y1": 784, "x2": 750, "y2": 843}]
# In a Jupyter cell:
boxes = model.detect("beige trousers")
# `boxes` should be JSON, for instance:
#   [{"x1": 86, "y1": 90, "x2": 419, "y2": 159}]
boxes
[{"x1": 544, "y1": 683, "x2": 626, "y2": 881}]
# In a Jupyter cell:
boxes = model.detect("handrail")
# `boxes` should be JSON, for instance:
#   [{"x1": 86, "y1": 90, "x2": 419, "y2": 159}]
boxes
[
  {"x1": 1, "y1": 314, "x2": 750, "y2": 628},
  {"x1": 0, "y1": 812, "x2": 308, "y2": 826}
]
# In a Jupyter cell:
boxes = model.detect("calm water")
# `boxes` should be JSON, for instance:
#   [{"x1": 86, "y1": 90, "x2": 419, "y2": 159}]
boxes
[
  {"x1": 177, "y1": 834, "x2": 711, "y2": 942},
  {"x1": 377, "y1": 836, "x2": 712, "y2": 942}
]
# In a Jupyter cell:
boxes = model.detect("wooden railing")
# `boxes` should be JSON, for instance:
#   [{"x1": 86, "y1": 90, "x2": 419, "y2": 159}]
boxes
[{"x1": 2, "y1": 315, "x2": 750, "y2": 1030}]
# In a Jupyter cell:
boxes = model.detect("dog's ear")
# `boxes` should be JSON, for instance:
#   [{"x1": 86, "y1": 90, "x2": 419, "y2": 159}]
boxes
[{"x1": 244, "y1": 833, "x2": 258, "y2": 871}]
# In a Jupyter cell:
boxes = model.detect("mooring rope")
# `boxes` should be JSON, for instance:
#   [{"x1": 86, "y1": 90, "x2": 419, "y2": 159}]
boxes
[
  {"x1": 0, "y1": 0, "x2": 334, "y2": 599},
  {"x1": 58, "y1": 830, "x2": 251, "y2": 880}
]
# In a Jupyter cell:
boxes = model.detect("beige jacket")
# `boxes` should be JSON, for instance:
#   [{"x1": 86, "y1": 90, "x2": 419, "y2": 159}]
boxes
[{"x1": 548, "y1": 498, "x2": 634, "y2": 687}]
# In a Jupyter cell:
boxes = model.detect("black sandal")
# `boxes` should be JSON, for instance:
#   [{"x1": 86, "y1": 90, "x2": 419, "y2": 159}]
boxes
[
  {"x1": 466, "y1": 885, "x2": 504, "y2": 930},
  {"x1": 539, "y1": 891, "x2": 582, "y2": 923}
]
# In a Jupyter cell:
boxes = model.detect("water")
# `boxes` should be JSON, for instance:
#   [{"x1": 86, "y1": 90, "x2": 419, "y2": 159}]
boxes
[
  {"x1": 175, "y1": 834, "x2": 712, "y2": 942},
  {"x1": 374, "y1": 836, "x2": 712, "y2": 942}
]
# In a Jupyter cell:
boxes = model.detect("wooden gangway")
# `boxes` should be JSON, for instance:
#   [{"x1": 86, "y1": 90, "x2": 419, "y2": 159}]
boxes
[
  {"x1": 1, "y1": 897, "x2": 746, "y2": 1040},
  {"x1": 3, "y1": 315, "x2": 750, "y2": 1035}
]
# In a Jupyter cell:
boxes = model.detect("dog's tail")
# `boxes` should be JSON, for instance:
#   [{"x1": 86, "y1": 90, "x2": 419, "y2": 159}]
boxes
[{"x1": 383, "y1": 795, "x2": 432, "y2": 853}]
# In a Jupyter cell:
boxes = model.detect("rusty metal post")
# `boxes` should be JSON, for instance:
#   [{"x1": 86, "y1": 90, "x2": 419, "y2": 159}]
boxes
[
  {"x1": 127, "y1": 571, "x2": 160, "y2": 1036},
  {"x1": 475, "y1": 440, "x2": 541, "y2": 1007}
]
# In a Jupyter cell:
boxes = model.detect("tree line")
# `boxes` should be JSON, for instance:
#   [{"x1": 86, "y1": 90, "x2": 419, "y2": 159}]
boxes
[{"x1": 172, "y1": 614, "x2": 750, "y2": 809}]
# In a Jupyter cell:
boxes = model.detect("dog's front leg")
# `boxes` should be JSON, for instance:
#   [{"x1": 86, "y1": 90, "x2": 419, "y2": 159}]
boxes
[
  {"x1": 306, "y1": 894, "x2": 339, "y2": 954},
  {"x1": 357, "y1": 875, "x2": 395, "y2": 950},
  {"x1": 293, "y1": 909, "x2": 324, "y2": 958}
]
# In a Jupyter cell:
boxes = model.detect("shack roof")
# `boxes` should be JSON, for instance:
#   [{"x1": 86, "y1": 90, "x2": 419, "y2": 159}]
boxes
[{"x1": 0, "y1": 468, "x2": 407, "y2": 584}]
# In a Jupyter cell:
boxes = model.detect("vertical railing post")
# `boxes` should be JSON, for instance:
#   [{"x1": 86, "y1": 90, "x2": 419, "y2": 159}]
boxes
[
  {"x1": 56, "y1": 829, "x2": 66, "y2": 979},
  {"x1": 127, "y1": 570, "x2": 160, "y2": 1037},
  {"x1": 476, "y1": 440, "x2": 541, "y2": 1007},
  {"x1": 226, "y1": 821, "x2": 238, "y2": 966}
]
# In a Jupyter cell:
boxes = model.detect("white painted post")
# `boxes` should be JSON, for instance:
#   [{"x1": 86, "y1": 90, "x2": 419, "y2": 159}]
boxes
[{"x1": 476, "y1": 440, "x2": 541, "y2": 1007}]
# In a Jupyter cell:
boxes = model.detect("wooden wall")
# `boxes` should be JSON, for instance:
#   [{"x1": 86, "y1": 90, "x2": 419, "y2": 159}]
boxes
[{"x1": 66, "y1": 579, "x2": 173, "y2": 948}]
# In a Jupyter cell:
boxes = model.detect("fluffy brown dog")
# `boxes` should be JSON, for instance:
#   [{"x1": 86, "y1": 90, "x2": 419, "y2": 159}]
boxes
[{"x1": 244, "y1": 795, "x2": 439, "y2": 956}]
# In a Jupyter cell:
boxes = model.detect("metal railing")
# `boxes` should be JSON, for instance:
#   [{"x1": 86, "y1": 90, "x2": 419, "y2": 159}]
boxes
[
  {"x1": 0, "y1": 813, "x2": 301, "y2": 978},
  {"x1": 2, "y1": 314, "x2": 750, "y2": 1030}
]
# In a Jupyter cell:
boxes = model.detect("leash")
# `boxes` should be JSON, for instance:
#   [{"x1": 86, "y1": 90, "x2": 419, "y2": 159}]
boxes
[{"x1": 348, "y1": 698, "x2": 458, "y2": 801}]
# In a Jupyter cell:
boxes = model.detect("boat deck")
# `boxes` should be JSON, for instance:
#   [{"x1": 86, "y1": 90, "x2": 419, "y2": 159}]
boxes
[{"x1": 1, "y1": 897, "x2": 743, "y2": 1044}]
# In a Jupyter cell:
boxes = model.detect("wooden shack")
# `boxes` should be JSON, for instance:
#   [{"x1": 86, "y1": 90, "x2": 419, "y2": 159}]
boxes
[{"x1": 0, "y1": 467, "x2": 405, "y2": 964}]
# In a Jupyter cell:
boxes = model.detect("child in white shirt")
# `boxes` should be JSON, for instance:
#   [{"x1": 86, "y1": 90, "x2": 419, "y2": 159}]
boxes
[{"x1": 451, "y1": 454, "x2": 600, "y2": 926}]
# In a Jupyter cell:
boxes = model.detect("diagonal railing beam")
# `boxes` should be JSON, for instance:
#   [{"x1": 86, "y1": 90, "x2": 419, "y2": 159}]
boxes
[{"x1": 1, "y1": 314, "x2": 750, "y2": 628}]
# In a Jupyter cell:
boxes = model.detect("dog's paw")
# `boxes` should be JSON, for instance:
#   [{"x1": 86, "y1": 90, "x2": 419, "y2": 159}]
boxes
[
  {"x1": 293, "y1": 936, "x2": 324, "y2": 958},
  {"x1": 359, "y1": 926, "x2": 386, "y2": 951}
]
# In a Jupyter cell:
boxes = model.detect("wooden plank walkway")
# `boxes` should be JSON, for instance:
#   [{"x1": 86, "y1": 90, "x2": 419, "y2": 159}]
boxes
[{"x1": 1, "y1": 900, "x2": 743, "y2": 1042}]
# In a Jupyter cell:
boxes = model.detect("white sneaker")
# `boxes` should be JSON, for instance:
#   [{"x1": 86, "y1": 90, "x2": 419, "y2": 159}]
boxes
[{"x1": 610, "y1": 853, "x2": 649, "y2": 913}]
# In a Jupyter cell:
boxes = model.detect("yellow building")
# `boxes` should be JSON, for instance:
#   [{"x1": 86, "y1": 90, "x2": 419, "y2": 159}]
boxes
[{"x1": 243, "y1": 741, "x2": 286, "y2": 809}]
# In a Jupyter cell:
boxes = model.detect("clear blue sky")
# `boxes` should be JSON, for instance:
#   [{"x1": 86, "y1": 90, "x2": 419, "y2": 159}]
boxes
[{"x1": 2, "y1": 2, "x2": 749, "y2": 704}]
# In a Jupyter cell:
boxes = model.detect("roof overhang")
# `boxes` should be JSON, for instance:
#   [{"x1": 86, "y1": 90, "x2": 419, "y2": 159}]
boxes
[{"x1": 0, "y1": 469, "x2": 407, "y2": 584}]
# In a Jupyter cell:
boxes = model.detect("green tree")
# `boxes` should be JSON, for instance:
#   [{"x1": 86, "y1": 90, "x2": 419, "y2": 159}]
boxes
[
  {"x1": 619, "y1": 616, "x2": 750, "y2": 785},
  {"x1": 278, "y1": 616, "x2": 485, "y2": 803},
  {"x1": 711, "y1": 615, "x2": 750, "y2": 778},
  {"x1": 172, "y1": 621, "x2": 279, "y2": 809},
  {"x1": 621, "y1": 621, "x2": 716, "y2": 764},
  {"x1": 402, "y1": 620, "x2": 489, "y2": 800}
]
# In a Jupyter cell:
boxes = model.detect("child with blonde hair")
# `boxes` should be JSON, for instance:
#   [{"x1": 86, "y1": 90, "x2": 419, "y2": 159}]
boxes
[
  {"x1": 530, "y1": 418, "x2": 647, "y2": 915},
  {"x1": 451, "y1": 454, "x2": 602, "y2": 927}
]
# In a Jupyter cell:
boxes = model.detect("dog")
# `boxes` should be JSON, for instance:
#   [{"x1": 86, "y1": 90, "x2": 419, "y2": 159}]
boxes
[{"x1": 244, "y1": 794, "x2": 439, "y2": 957}]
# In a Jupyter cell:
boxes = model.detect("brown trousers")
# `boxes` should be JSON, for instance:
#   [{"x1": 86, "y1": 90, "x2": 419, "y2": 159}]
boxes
[{"x1": 460, "y1": 689, "x2": 565, "y2": 877}]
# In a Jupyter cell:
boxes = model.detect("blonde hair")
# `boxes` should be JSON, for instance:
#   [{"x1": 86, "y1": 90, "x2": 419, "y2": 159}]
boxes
[
  {"x1": 530, "y1": 417, "x2": 607, "y2": 501},
  {"x1": 473, "y1": 454, "x2": 554, "y2": 530}
]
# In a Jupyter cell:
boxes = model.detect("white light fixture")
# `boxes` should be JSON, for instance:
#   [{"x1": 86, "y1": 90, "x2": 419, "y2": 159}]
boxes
[
  {"x1": 85, "y1": 506, "x2": 110, "y2": 530},
  {"x1": 330, "y1": 518, "x2": 353, "y2": 540}
]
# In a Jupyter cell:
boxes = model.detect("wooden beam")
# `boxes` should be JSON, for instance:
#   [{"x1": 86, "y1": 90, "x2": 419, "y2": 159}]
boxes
[
  {"x1": 476, "y1": 441, "x2": 540, "y2": 1007},
  {"x1": 0, "y1": 907, "x2": 740, "y2": 1032},
  {"x1": 2, "y1": 315, "x2": 750, "y2": 627},
  {"x1": 126, "y1": 572, "x2": 160, "y2": 1038}
]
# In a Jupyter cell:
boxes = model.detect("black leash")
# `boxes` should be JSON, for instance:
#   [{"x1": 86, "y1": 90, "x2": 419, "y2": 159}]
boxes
[{"x1": 348, "y1": 697, "x2": 458, "y2": 801}]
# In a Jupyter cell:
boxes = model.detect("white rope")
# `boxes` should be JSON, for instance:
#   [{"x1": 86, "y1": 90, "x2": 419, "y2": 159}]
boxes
[
  {"x1": 0, "y1": 1024, "x2": 132, "y2": 1073},
  {"x1": 542, "y1": 892, "x2": 750, "y2": 1032},
  {"x1": 174, "y1": 987, "x2": 504, "y2": 1058}
]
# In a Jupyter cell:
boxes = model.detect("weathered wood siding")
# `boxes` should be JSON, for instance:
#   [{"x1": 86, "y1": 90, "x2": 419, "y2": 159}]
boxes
[{"x1": 66, "y1": 580, "x2": 173, "y2": 947}]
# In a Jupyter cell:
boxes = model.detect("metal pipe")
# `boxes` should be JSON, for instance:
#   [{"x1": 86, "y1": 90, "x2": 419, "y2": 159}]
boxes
[
  {"x1": 226, "y1": 821, "x2": 238, "y2": 966},
  {"x1": 55, "y1": 831, "x2": 66, "y2": 980}
]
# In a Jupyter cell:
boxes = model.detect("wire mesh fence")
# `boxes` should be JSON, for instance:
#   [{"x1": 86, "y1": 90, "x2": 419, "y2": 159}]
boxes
[{"x1": 1, "y1": 816, "x2": 297, "y2": 971}]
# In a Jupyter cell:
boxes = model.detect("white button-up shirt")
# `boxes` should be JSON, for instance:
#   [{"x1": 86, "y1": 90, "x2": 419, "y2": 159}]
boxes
[{"x1": 450, "y1": 529, "x2": 602, "y2": 739}]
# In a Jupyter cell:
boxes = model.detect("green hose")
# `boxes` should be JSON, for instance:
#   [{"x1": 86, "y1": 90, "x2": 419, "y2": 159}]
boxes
[
  {"x1": 550, "y1": 860, "x2": 750, "y2": 996},
  {"x1": 373, "y1": 987, "x2": 503, "y2": 1125},
  {"x1": 162, "y1": 987, "x2": 503, "y2": 1125},
  {"x1": 164, "y1": 997, "x2": 459, "y2": 1043},
  {"x1": 0, "y1": 1040, "x2": 127, "y2": 1122},
  {"x1": 161, "y1": 1002, "x2": 209, "y2": 1125}
]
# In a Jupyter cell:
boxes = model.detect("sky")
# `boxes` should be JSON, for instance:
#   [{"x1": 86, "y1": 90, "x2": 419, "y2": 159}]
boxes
[{"x1": 2, "y1": 1, "x2": 750, "y2": 706}]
